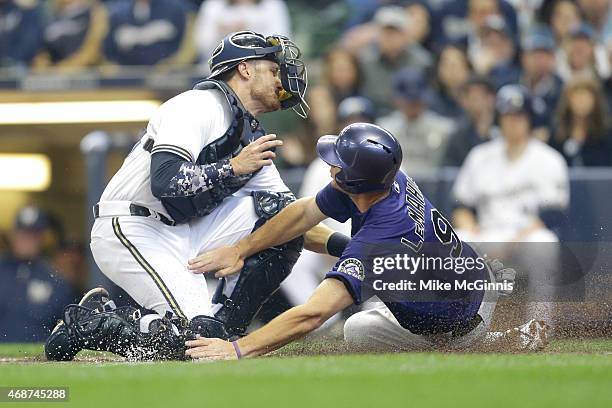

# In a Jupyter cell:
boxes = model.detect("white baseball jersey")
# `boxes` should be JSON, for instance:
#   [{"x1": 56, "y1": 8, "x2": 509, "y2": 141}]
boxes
[
  {"x1": 92, "y1": 87, "x2": 290, "y2": 319},
  {"x1": 453, "y1": 137, "x2": 569, "y2": 233},
  {"x1": 100, "y1": 88, "x2": 289, "y2": 219}
]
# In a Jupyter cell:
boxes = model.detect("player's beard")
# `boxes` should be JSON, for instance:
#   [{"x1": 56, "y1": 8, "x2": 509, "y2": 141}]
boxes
[{"x1": 250, "y1": 76, "x2": 281, "y2": 113}]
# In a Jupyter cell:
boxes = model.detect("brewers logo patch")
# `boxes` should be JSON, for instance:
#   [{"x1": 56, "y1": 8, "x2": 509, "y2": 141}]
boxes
[{"x1": 338, "y1": 258, "x2": 365, "y2": 281}]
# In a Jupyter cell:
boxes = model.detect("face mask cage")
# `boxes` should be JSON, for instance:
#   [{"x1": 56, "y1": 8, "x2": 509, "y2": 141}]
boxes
[{"x1": 267, "y1": 35, "x2": 310, "y2": 118}]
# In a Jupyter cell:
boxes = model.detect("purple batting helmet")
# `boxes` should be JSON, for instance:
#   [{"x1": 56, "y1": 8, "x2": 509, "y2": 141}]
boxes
[{"x1": 316, "y1": 123, "x2": 402, "y2": 194}]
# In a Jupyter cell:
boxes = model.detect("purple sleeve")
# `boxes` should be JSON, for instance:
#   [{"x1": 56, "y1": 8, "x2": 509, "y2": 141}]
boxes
[
  {"x1": 324, "y1": 240, "x2": 366, "y2": 305},
  {"x1": 315, "y1": 183, "x2": 352, "y2": 223}
]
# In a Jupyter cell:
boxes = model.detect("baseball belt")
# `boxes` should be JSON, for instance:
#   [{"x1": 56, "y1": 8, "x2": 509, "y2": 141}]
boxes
[{"x1": 94, "y1": 202, "x2": 175, "y2": 226}]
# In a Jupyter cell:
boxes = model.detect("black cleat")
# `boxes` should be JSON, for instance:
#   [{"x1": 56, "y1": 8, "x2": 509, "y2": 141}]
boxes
[
  {"x1": 78, "y1": 287, "x2": 113, "y2": 312},
  {"x1": 45, "y1": 287, "x2": 114, "y2": 361},
  {"x1": 45, "y1": 320, "x2": 80, "y2": 361}
]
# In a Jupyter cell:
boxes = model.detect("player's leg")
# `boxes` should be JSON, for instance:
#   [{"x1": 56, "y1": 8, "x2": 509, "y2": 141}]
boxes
[
  {"x1": 190, "y1": 192, "x2": 303, "y2": 337},
  {"x1": 90, "y1": 216, "x2": 211, "y2": 320},
  {"x1": 343, "y1": 303, "x2": 435, "y2": 351},
  {"x1": 520, "y1": 228, "x2": 560, "y2": 328},
  {"x1": 456, "y1": 263, "x2": 549, "y2": 352},
  {"x1": 343, "y1": 258, "x2": 503, "y2": 352},
  {"x1": 446, "y1": 287, "x2": 499, "y2": 350},
  {"x1": 47, "y1": 218, "x2": 213, "y2": 361}
]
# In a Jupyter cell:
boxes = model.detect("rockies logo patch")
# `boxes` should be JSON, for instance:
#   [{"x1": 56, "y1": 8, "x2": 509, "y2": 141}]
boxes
[{"x1": 338, "y1": 258, "x2": 365, "y2": 281}]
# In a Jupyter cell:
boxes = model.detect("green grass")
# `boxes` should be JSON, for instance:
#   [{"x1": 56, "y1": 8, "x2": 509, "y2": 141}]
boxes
[{"x1": 1, "y1": 340, "x2": 611, "y2": 408}]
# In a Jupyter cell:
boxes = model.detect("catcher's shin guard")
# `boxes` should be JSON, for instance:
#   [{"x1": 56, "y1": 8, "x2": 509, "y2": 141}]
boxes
[{"x1": 213, "y1": 235, "x2": 303, "y2": 336}]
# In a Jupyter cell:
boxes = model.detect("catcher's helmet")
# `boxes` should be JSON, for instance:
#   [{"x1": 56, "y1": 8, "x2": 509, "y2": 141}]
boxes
[
  {"x1": 316, "y1": 123, "x2": 402, "y2": 194},
  {"x1": 208, "y1": 31, "x2": 309, "y2": 118},
  {"x1": 496, "y1": 84, "x2": 533, "y2": 119}
]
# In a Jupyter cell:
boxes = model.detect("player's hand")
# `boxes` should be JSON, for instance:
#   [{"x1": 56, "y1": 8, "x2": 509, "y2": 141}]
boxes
[
  {"x1": 188, "y1": 245, "x2": 244, "y2": 277},
  {"x1": 487, "y1": 258, "x2": 516, "y2": 296},
  {"x1": 230, "y1": 134, "x2": 282, "y2": 176},
  {"x1": 185, "y1": 336, "x2": 238, "y2": 360}
]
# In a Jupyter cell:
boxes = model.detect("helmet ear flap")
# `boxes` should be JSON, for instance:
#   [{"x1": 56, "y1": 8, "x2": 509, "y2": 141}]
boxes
[
  {"x1": 334, "y1": 168, "x2": 368, "y2": 194},
  {"x1": 333, "y1": 169, "x2": 351, "y2": 193}
]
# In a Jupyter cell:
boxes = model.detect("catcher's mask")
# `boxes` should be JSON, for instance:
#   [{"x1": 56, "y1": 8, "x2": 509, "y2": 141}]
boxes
[{"x1": 208, "y1": 31, "x2": 309, "y2": 118}]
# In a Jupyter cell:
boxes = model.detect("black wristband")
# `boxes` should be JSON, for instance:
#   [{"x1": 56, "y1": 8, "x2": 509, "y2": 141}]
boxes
[{"x1": 326, "y1": 232, "x2": 350, "y2": 257}]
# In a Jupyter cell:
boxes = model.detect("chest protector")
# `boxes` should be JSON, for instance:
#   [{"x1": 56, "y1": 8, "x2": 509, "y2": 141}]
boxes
[{"x1": 159, "y1": 80, "x2": 267, "y2": 223}]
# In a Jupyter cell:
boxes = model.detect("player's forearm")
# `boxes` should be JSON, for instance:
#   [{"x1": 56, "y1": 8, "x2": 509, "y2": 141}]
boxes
[
  {"x1": 304, "y1": 224, "x2": 334, "y2": 253},
  {"x1": 237, "y1": 279, "x2": 353, "y2": 357},
  {"x1": 236, "y1": 304, "x2": 325, "y2": 358},
  {"x1": 237, "y1": 198, "x2": 320, "y2": 258},
  {"x1": 150, "y1": 152, "x2": 236, "y2": 198},
  {"x1": 304, "y1": 224, "x2": 351, "y2": 257}
]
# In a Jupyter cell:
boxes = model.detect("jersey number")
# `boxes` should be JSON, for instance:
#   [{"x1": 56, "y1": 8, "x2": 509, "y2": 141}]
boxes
[{"x1": 431, "y1": 209, "x2": 463, "y2": 257}]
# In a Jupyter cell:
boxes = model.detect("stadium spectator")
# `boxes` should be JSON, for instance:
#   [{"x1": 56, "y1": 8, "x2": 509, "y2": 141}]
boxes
[
  {"x1": 431, "y1": 44, "x2": 472, "y2": 120},
  {"x1": 547, "y1": 0, "x2": 583, "y2": 43},
  {"x1": 0, "y1": 0, "x2": 43, "y2": 69},
  {"x1": 430, "y1": 0, "x2": 518, "y2": 49},
  {"x1": 377, "y1": 68, "x2": 455, "y2": 176},
  {"x1": 336, "y1": 96, "x2": 376, "y2": 129},
  {"x1": 103, "y1": 0, "x2": 194, "y2": 67},
  {"x1": 302, "y1": 47, "x2": 363, "y2": 156},
  {"x1": 506, "y1": 0, "x2": 544, "y2": 33},
  {"x1": 343, "y1": 0, "x2": 380, "y2": 29},
  {"x1": 577, "y1": 0, "x2": 612, "y2": 43},
  {"x1": 520, "y1": 27, "x2": 564, "y2": 142},
  {"x1": 319, "y1": 47, "x2": 363, "y2": 105},
  {"x1": 193, "y1": 0, "x2": 291, "y2": 66},
  {"x1": 551, "y1": 76, "x2": 612, "y2": 166},
  {"x1": 307, "y1": 86, "x2": 338, "y2": 141},
  {"x1": 341, "y1": 1, "x2": 434, "y2": 51},
  {"x1": 557, "y1": 23, "x2": 611, "y2": 81},
  {"x1": 443, "y1": 75, "x2": 497, "y2": 167},
  {"x1": 452, "y1": 85, "x2": 569, "y2": 327},
  {"x1": 52, "y1": 241, "x2": 88, "y2": 294},
  {"x1": 405, "y1": 1, "x2": 433, "y2": 48},
  {"x1": 33, "y1": 0, "x2": 107, "y2": 71},
  {"x1": 469, "y1": 15, "x2": 521, "y2": 88},
  {"x1": 0, "y1": 207, "x2": 75, "y2": 342},
  {"x1": 355, "y1": 5, "x2": 432, "y2": 116}
]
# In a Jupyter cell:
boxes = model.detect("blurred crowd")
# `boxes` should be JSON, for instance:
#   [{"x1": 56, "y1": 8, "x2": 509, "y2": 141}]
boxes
[
  {"x1": 2, "y1": 0, "x2": 612, "y2": 340},
  {"x1": 0, "y1": 0, "x2": 291, "y2": 70},
  {"x1": 302, "y1": 0, "x2": 612, "y2": 174},
  {"x1": 0, "y1": 206, "x2": 85, "y2": 342},
  {"x1": 1, "y1": 0, "x2": 611, "y2": 170}
]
